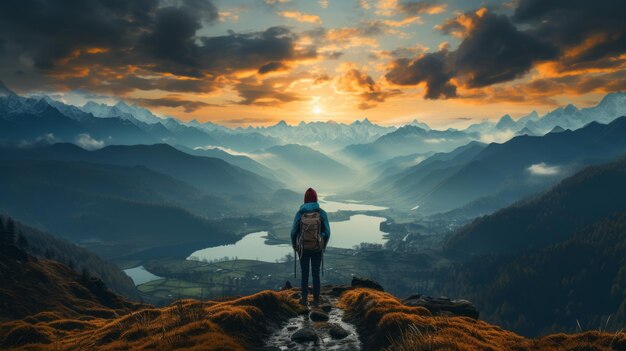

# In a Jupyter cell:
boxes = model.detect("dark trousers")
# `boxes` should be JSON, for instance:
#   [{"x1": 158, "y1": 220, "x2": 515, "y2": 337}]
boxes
[{"x1": 299, "y1": 249, "x2": 322, "y2": 301}]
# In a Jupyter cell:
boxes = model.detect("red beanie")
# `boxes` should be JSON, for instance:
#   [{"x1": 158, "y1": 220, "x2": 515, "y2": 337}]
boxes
[{"x1": 304, "y1": 188, "x2": 318, "y2": 203}]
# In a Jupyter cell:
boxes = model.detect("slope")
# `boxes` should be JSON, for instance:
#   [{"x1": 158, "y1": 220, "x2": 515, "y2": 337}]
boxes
[
  {"x1": 446, "y1": 154, "x2": 626, "y2": 256},
  {"x1": 439, "y1": 212, "x2": 626, "y2": 336},
  {"x1": 1, "y1": 215, "x2": 139, "y2": 300},
  {"x1": 0, "y1": 159, "x2": 235, "y2": 259}
]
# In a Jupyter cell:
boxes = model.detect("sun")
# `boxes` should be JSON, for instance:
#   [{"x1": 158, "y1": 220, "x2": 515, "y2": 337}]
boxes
[{"x1": 313, "y1": 105, "x2": 323, "y2": 115}]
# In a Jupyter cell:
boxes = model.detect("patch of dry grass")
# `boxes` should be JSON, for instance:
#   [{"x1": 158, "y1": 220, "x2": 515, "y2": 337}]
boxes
[
  {"x1": 340, "y1": 288, "x2": 626, "y2": 351},
  {"x1": 0, "y1": 290, "x2": 299, "y2": 350}
]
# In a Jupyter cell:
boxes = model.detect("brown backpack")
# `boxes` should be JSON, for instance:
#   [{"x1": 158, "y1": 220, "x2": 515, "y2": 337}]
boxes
[{"x1": 298, "y1": 211, "x2": 322, "y2": 252}]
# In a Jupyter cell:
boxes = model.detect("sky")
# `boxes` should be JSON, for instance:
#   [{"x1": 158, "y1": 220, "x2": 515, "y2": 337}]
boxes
[{"x1": 0, "y1": 0, "x2": 624, "y2": 128}]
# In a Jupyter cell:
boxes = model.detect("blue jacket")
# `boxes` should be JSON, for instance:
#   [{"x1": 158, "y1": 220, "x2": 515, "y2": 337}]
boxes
[{"x1": 290, "y1": 202, "x2": 330, "y2": 247}]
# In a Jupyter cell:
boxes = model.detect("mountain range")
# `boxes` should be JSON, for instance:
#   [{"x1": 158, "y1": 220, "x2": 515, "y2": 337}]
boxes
[{"x1": 367, "y1": 116, "x2": 626, "y2": 214}]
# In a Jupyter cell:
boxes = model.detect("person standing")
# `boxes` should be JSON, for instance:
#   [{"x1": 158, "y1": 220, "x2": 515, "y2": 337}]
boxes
[{"x1": 290, "y1": 188, "x2": 330, "y2": 307}]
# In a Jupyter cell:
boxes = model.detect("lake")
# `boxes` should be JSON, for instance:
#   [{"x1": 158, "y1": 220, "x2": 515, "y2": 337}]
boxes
[
  {"x1": 318, "y1": 196, "x2": 388, "y2": 213},
  {"x1": 187, "y1": 200, "x2": 389, "y2": 263},
  {"x1": 123, "y1": 265, "x2": 163, "y2": 286}
]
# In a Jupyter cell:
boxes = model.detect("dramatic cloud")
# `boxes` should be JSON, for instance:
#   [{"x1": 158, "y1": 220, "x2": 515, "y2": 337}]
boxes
[
  {"x1": 513, "y1": 0, "x2": 626, "y2": 73},
  {"x1": 131, "y1": 96, "x2": 215, "y2": 112},
  {"x1": 235, "y1": 76, "x2": 309, "y2": 106},
  {"x1": 0, "y1": 1, "x2": 316, "y2": 96},
  {"x1": 386, "y1": 50, "x2": 457, "y2": 99},
  {"x1": 334, "y1": 67, "x2": 400, "y2": 109},
  {"x1": 387, "y1": 8, "x2": 557, "y2": 98}
]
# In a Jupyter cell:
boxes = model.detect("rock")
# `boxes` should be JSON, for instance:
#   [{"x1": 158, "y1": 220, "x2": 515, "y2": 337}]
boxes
[
  {"x1": 351, "y1": 277, "x2": 384, "y2": 291},
  {"x1": 281, "y1": 281, "x2": 293, "y2": 290},
  {"x1": 309, "y1": 310, "x2": 330, "y2": 322},
  {"x1": 403, "y1": 294, "x2": 479, "y2": 319},
  {"x1": 329, "y1": 285, "x2": 350, "y2": 296},
  {"x1": 291, "y1": 328, "x2": 318, "y2": 343},
  {"x1": 287, "y1": 326, "x2": 298, "y2": 331},
  {"x1": 320, "y1": 304, "x2": 332, "y2": 313},
  {"x1": 328, "y1": 323, "x2": 350, "y2": 340}
]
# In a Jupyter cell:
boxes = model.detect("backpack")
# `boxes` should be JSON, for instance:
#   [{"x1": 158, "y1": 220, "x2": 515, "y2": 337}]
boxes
[{"x1": 298, "y1": 211, "x2": 322, "y2": 252}]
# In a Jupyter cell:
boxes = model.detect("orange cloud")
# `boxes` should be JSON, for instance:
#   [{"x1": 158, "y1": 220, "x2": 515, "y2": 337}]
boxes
[
  {"x1": 333, "y1": 65, "x2": 401, "y2": 109},
  {"x1": 278, "y1": 11, "x2": 322, "y2": 24}
]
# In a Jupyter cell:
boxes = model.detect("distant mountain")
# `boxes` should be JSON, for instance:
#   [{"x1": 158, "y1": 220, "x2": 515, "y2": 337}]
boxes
[
  {"x1": 365, "y1": 151, "x2": 435, "y2": 181},
  {"x1": 341, "y1": 125, "x2": 476, "y2": 165},
  {"x1": 254, "y1": 144, "x2": 354, "y2": 190},
  {"x1": 0, "y1": 158, "x2": 237, "y2": 259},
  {"x1": 463, "y1": 92, "x2": 626, "y2": 136},
  {"x1": 1, "y1": 215, "x2": 139, "y2": 299},
  {"x1": 260, "y1": 144, "x2": 355, "y2": 187},
  {"x1": 407, "y1": 118, "x2": 431, "y2": 130},
  {"x1": 399, "y1": 116, "x2": 626, "y2": 214},
  {"x1": 175, "y1": 145, "x2": 279, "y2": 182},
  {"x1": 495, "y1": 114, "x2": 516, "y2": 130},
  {"x1": 0, "y1": 94, "x2": 159, "y2": 145},
  {"x1": 0, "y1": 143, "x2": 280, "y2": 195},
  {"x1": 369, "y1": 142, "x2": 486, "y2": 208},
  {"x1": 445, "y1": 154, "x2": 626, "y2": 256},
  {"x1": 238, "y1": 118, "x2": 396, "y2": 152}
]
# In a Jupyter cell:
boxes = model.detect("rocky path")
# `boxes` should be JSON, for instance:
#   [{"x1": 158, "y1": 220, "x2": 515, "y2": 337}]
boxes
[{"x1": 265, "y1": 292, "x2": 361, "y2": 350}]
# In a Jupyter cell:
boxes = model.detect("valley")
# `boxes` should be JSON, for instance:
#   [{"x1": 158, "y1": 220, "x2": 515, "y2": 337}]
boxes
[{"x1": 1, "y1": 80, "x2": 626, "y2": 348}]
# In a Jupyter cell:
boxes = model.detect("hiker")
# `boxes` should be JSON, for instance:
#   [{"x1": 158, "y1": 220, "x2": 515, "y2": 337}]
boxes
[{"x1": 290, "y1": 187, "x2": 330, "y2": 307}]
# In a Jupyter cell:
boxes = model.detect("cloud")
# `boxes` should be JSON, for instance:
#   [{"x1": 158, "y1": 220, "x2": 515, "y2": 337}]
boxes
[
  {"x1": 334, "y1": 67, "x2": 400, "y2": 109},
  {"x1": 376, "y1": 0, "x2": 446, "y2": 17},
  {"x1": 386, "y1": 8, "x2": 557, "y2": 98},
  {"x1": 265, "y1": 0, "x2": 290, "y2": 4},
  {"x1": 0, "y1": 1, "x2": 317, "y2": 100},
  {"x1": 75, "y1": 133, "x2": 105, "y2": 150},
  {"x1": 222, "y1": 117, "x2": 277, "y2": 126},
  {"x1": 235, "y1": 76, "x2": 309, "y2": 106},
  {"x1": 258, "y1": 61, "x2": 290, "y2": 74},
  {"x1": 527, "y1": 162, "x2": 561, "y2": 176},
  {"x1": 399, "y1": 1, "x2": 447, "y2": 15},
  {"x1": 479, "y1": 130, "x2": 516, "y2": 144},
  {"x1": 513, "y1": 0, "x2": 626, "y2": 73},
  {"x1": 131, "y1": 96, "x2": 216, "y2": 112},
  {"x1": 386, "y1": 50, "x2": 457, "y2": 99},
  {"x1": 278, "y1": 11, "x2": 322, "y2": 24}
]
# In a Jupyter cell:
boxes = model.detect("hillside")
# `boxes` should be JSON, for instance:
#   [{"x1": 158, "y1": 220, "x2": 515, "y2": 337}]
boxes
[
  {"x1": 439, "y1": 212, "x2": 626, "y2": 336},
  {"x1": 0, "y1": 159, "x2": 235, "y2": 259},
  {"x1": 0, "y1": 143, "x2": 280, "y2": 195},
  {"x1": 256, "y1": 144, "x2": 354, "y2": 189},
  {"x1": 341, "y1": 125, "x2": 475, "y2": 165},
  {"x1": 381, "y1": 116, "x2": 626, "y2": 213},
  {"x1": 1, "y1": 215, "x2": 139, "y2": 300},
  {"x1": 1, "y1": 251, "x2": 623, "y2": 350},
  {"x1": 446, "y1": 154, "x2": 626, "y2": 256},
  {"x1": 0, "y1": 246, "x2": 141, "y2": 323}
]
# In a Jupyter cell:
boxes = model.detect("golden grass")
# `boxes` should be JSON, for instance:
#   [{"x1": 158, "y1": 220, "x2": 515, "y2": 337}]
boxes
[
  {"x1": 0, "y1": 290, "x2": 299, "y2": 350},
  {"x1": 339, "y1": 288, "x2": 626, "y2": 351}
]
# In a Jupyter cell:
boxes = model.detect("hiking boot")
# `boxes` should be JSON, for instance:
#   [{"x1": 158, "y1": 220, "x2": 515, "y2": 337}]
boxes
[
  {"x1": 311, "y1": 299, "x2": 320, "y2": 307},
  {"x1": 299, "y1": 298, "x2": 308, "y2": 307}
]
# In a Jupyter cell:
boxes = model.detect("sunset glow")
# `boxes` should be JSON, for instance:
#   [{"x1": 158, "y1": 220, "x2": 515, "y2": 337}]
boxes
[{"x1": 0, "y1": 0, "x2": 624, "y2": 128}]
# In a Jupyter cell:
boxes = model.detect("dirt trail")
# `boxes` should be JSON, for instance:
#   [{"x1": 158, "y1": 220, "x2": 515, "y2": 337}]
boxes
[{"x1": 265, "y1": 293, "x2": 361, "y2": 350}]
